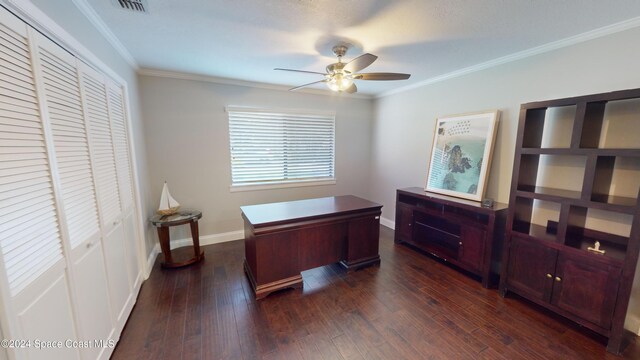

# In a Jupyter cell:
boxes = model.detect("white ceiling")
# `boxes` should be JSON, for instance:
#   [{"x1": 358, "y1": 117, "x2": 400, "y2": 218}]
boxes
[{"x1": 82, "y1": 0, "x2": 640, "y2": 95}]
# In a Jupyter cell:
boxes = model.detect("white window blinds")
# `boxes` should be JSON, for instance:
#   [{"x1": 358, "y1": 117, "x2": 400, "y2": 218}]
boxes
[{"x1": 228, "y1": 107, "x2": 335, "y2": 187}]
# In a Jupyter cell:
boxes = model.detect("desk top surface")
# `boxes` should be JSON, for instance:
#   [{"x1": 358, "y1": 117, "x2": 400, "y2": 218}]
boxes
[{"x1": 241, "y1": 195, "x2": 382, "y2": 227}]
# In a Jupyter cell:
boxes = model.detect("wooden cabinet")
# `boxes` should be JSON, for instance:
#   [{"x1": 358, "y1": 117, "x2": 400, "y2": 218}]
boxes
[
  {"x1": 500, "y1": 88, "x2": 640, "y2": 354},
  {"x1": 506, "y1": 237, "x2": 557, "y2": 301},
  {"x1": 506, "y1": 237, "x2": 621, "y2": 330},
  {"x1": 551, "y1": 252, "x2": 621, "y2": 329},
  {"x1": 395, "y1": 188, "x2": 508, "y2": 288}
]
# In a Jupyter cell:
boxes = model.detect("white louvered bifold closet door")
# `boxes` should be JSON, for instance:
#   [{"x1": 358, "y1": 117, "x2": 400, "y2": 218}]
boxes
[
  {"x1": 80, "y1": 63, "x2": 132, "y2": 326},
  {"x1": 79, "y1": 64, "x2": 121, "y2": 232},
  {"x1": 0, "y1": 9, "x2": 78, "y2": 360},
  {"x1": 32, "y1": 32, "x2": 114, "y2": 360},
  {"x1": 106, "y1": 81, "x2": 133, "y2": 212},
  {"x1": 36, "y1": 35, "x2": 100, "y2": 248},
  {"x1": 106, "y1": 80, "x2": 140, "y2": 289},
  {"x1": 0, "y1": 14, "x2": 64, "y2": 297}
]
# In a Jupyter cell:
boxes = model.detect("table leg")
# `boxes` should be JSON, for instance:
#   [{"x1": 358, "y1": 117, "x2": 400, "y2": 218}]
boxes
[
  {"x1": 157, "y1": 227, "x2": 173, "y2": 264},
  {"x1": 190, "y1": 220, "x2": 203, "y2": 259}
]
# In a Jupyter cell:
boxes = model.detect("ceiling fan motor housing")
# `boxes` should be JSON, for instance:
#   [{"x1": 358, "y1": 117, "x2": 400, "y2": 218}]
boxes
[{"x1": 326, "y1": 62, "x2": 348, "y2": 75}]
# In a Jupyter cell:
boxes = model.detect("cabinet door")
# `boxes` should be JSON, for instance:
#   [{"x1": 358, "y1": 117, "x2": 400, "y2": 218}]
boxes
[
  {"x1": 395, "y1": 203, "x2": 413, "y2": 241},
  {"x1": 506, "y1": 237, "x2": 557, "y2": 302},
  {"x1": 345, "y1": 215, "x2": 380, "y2": 264},
  {"x1": 458, "y1": 225, "x2": 486, "y2": 272},
  {"x1": 550, "y1": 252, "x2": 621, "y2": 329}
]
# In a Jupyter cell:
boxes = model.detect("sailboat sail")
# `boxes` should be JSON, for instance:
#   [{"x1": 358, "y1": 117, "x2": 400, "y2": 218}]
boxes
[{"x1": 158, "y1": 182, "x2": 180, "y2": 215}]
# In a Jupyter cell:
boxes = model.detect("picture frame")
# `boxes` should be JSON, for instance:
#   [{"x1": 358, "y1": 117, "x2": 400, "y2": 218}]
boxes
[{"x1": 425, "y1": 110, "x2": 500, "y2": 202}]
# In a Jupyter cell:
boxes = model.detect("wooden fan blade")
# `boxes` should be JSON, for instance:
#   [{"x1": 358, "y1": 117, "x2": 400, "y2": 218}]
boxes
[
  {"x1": 289, "y1": 79, "x2": 327, "y2": 91},
  {"x1": 274, "y1": 68, "x2": 327, "y2": 76},
  {"x1": 354, "y1": 72, "x2": 411, "y2": 80},
  {"x1": 343, "y1": 53, "x2": 378, "y2": 73},
  {"x1": 344, "y1": 83, "x2": 357, "y2": 94}
]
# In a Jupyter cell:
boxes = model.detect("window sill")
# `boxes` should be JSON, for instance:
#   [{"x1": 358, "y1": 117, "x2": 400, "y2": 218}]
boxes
[{"x1": 229, "y1": 179, "x2": 336, "y2": 192}]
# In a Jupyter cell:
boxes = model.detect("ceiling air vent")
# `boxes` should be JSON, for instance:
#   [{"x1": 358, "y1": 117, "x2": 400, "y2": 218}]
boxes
[{"x1": 112, "y1": 0, "x2": 148, "y2": 13}]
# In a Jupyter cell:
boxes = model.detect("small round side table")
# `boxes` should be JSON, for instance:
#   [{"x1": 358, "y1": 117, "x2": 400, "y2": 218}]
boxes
[{"x1": 150, "y1": 209, "x2": 204, "y2": 268}]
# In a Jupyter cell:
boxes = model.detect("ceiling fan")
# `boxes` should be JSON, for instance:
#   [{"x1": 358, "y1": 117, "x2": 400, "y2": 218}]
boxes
[{"x1": 275, "y1": 44, "x2": 411, "y2": 94}]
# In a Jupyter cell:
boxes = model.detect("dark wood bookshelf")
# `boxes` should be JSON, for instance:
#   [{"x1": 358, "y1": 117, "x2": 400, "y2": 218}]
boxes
[{"x1": 499, "y1": 88, "x2": 640, "y2": 355}]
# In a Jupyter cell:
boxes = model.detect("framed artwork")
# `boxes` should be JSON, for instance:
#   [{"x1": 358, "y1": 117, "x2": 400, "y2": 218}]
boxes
[{"x1": 425, "y1": 110, "x2": 500, "y2": 201}]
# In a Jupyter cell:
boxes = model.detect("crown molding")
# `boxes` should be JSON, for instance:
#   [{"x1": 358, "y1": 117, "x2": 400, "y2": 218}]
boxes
[
  {"x1": 378, "y1": 16, "x2": 640, "y2": 98},
  {"x1": 138, "y1": 68, "x2": 375, "y2": 99},
  {"x1": 71, "y1": 0, "x2": 138, "y2": 69}
]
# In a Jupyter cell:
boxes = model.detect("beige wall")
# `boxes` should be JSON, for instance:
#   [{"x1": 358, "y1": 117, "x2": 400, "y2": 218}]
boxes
[
  {"x1": 28, "y1": 0, "x2": 156, "y2": 256},
  {"x1": 139, "y1": 75, "x2": 374, "y2": 241},
  {"x1": 369, "y1": 26, "x2": 640, "y2": 332}
]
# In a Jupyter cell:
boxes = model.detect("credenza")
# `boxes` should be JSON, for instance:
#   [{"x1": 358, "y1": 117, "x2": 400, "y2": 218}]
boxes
[{"x1": 395, "y1": 187, "x2": 508, "y2": 287}]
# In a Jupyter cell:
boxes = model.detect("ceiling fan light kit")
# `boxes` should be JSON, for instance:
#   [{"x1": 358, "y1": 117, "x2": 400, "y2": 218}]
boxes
[{"x1": 275, "y1": 43, "x2": 411, "y2": 94}]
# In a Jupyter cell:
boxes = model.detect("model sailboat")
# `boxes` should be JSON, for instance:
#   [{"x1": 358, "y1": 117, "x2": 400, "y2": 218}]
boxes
[{"x1": 157, "y1": 182, "x2": 180, "y2": 216}]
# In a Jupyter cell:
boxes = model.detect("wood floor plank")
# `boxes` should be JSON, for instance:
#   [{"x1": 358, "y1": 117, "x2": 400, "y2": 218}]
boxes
[{"x1": 112, "y1": 226, "x2": 640, "y2": 360}]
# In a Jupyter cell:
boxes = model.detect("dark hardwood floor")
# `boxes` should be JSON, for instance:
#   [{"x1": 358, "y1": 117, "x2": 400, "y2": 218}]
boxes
[{"x1": 112, "y1": 226, "x2": 640, "y2": 359}]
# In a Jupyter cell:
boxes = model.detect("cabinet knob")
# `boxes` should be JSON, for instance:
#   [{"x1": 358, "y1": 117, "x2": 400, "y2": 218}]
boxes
[
  {"x1": 546, "y1": 273, "x2": 552, "y2": 278},
  {"x1": 555, "y1": 276, "x2": 562, "y2": 282},
  {"x1": 458, "y1": 242, "x2": 462, "y2": 246}
]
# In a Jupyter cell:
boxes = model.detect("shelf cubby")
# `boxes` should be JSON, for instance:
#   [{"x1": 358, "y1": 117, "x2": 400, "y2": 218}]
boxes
[
  {"x1": 564, "y1": 234, "x2": 627, "y2": 263},
  {"x1": 516, "y1": 154, "x2": 587, "y2": 195},
  {"x1": 511, "y1": 197, "x2": 560, "y2": 243},
  {"x1": 590, "y1": 156, "x2": 640, "y2": 209},
  {"x1": 541, "y1": 105, "x2": 577, "y2": 148},
  {"x1": 522, "y1": 105, "x2": 577, "y2": 149},
  {"x1": 592, "y1": 98, "x2": 640, "y2": 149}
]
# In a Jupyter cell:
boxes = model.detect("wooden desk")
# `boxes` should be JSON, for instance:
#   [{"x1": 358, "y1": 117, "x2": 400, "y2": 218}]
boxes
[
  {"x1": 150, "y1": 209, "x2": 204, "y2": 268},
  {"x1": 241, "y1": 195, "x2": 382, "y2": 299}
]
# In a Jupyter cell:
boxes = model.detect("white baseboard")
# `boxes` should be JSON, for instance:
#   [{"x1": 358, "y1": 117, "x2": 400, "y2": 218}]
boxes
[
  {"x1": 144, "y1": 243, "x2": 160, "y2": 279},
  {"x1": 380, "y1": 217, "x2": 395, "y2": 230},
  {"x1": 144, "y1": 230, "x2": 244, "y2": 277},
  {"x1": 168, "y1": 230, "x2": 244, "y2": 250}
]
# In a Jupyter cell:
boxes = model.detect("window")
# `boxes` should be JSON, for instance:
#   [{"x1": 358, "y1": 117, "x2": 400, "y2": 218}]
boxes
[{"x1": 228, "y1": 107, "x2": 336, "y2": 190}]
